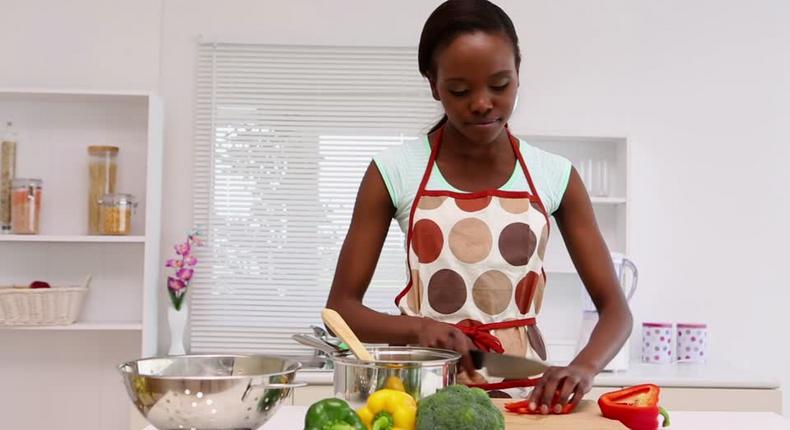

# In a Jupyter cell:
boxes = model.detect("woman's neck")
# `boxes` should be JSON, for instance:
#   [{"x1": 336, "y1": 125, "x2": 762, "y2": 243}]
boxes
[{"x1": 439, "y1": 123, "x2": 511, "y2": 162}]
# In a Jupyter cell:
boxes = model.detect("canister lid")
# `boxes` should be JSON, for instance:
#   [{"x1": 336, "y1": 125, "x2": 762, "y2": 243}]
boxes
[
  {"x1": 88, "y1": 145, "x2": 120, "y2": 155},
  {"x1": 98, "y1": 193, "x2": 136, "y2": 205},
  {"x1": 11, "y1": 178, "x2": 42, "y2": 188}
]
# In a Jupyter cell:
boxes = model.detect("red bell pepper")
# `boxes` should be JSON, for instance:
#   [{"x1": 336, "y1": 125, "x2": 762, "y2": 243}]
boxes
[
  {"x1": 598, "y1": 384, "x2": 670, "y2": 430},
  {"x1": 504, "y1": 390, "x2": 577, "y2": 415}
]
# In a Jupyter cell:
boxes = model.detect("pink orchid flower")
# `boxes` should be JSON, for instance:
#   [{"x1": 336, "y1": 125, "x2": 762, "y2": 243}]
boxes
[
  {"x1": 175, "y1": 242, "x2": 191, "y2": 256},
  {"x1": 165, "y1": 259, "x2": 184, "y2": 268},
  {"x1": 176, "y1": 268, "x2": 194, "y2": 282},
  {"x1": 167, "y1": 276, "x2": 187, "y2": 295}
]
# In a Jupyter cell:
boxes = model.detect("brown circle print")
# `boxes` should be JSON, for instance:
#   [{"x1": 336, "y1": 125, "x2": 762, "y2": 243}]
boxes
[
  {"x1": 515, "y1": 271, "x2": 539, "y2": 314},
  {"x1": 455, "y1": 196, "x2": 492, "y2": 212},
  {"x1": 449, "y1": 217, "x2": 493, "y2": 264},
  {"x1": 418, "y1": 195, "x2": 446, "y2": 210},
  {"x1": 499, "y1": 222, "x2": 537, "y2": 266},
  {"x1": 412, "y1": 219, "x2": 444, "y2": 264},
  {"x1": 537, "y1": 224, "x2": 549, "y2": 260},
  {"x1": 427, "y1": 269, "x2": 467, "y2": 315},
  {"x1": 473, "y1": 270, "x2": 513, "y2": 315},
  {"x1": 499, "y1": 197, "x2": 531, "y2": 214}
]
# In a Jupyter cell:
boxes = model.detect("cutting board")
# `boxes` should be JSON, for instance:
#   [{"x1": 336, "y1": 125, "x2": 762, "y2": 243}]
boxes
[{"x1": 492, "y1": 399, "x2": 627, "y2": 429}]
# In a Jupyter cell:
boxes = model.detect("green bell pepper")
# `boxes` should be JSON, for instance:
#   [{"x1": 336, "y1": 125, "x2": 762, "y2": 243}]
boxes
[{"x1": 304, "y1": 398, "x2": 366, "y2": 430}]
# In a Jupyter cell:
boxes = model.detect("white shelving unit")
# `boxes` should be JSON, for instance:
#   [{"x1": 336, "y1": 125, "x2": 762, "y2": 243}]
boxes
[
  {"x1": 523, "y1": 134, "x2": 630, "y2": 274},
  {"x1": 0, "y1": 88, "x2": 162, "y2": 430},
  {"x1": 521, "y1": 134, "x2": 630, "y2": 363}
]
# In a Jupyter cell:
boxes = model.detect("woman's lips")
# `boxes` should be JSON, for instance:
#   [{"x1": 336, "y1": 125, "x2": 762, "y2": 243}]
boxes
[{"x1": 467, "y1": 119, "x2": 501, "y2": 129}]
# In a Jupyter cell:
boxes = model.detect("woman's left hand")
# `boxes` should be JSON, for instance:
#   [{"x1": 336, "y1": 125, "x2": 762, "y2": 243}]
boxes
[{"x1": 526, "y1": 363, "x2": 596, "y2": 414}]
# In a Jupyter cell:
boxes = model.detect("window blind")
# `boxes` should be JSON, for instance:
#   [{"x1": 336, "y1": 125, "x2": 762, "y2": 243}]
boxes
[{"x1": 191, "y1": 42, "x2": 441, "y2": 355}]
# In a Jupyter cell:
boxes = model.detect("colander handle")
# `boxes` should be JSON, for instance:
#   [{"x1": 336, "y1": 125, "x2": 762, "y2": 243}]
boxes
[{"x1": 241, "y1": 380, "x2": 308, "y2": 401}]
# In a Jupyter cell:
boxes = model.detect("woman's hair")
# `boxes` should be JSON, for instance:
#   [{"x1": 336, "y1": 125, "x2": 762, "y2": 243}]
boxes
[{"x1": 418, "y1": 0, "x2": 521, "y2": 133}]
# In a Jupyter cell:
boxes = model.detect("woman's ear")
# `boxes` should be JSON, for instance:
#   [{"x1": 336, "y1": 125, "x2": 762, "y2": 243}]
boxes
[{"x1": 428, "y1": 77, "x2": 440, "y2": 101}]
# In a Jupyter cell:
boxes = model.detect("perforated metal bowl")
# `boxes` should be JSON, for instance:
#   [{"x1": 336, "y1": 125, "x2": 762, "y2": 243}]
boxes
[{"x1": 119, "y1": 354, "x2": 305, "y2": 430}]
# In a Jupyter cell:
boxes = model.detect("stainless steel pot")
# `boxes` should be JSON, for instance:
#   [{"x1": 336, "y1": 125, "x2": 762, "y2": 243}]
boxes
[
  {"x1": 331, "y1": 346, "x2": 460, "y2": 408},
  {"x1": 119, "y1": 354, "x2": 305, "y2": 430}
]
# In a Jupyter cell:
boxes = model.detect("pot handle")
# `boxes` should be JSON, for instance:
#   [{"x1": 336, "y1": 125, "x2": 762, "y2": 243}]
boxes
[{"x1": 241, "y1": 380, "x2": 308, "y2": 401}]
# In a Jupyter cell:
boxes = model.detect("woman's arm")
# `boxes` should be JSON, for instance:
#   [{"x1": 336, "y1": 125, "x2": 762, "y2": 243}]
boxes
[
  {"x1": 528, "y1": 167, "x2": 633, "y2": 413},
  {"x1": 325, "y1": 162, "x2": 476, "y2": 370}
]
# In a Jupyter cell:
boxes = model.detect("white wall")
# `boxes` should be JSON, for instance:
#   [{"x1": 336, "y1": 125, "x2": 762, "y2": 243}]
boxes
[
  {"x1": 2, "y1": 0, "x2": 789, "y2": 418},
  {"x1": 0, "y1": 0, "x2": 162, "y2": 90}
]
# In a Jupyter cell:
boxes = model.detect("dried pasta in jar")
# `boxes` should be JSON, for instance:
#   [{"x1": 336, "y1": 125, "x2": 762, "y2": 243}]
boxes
[{"x1": 98, "y1": 193, "x2": 136, "y2": 235}]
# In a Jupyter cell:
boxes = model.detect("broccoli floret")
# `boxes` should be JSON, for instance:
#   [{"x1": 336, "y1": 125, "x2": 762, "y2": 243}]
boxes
[{"x1": 416, "y1": 385, "x2": 505, "y2": 430}]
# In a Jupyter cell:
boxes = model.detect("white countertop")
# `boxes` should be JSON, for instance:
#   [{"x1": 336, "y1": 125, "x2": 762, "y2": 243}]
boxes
[
  {"x1": 295, "y1": 360, "x2": 781, "y2": 389},
  {"x1": 143, "y1": 407, "x2": 790, "y2": 430}
]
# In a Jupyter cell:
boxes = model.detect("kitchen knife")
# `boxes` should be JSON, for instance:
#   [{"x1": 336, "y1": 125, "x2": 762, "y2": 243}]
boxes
[{"x1": 470, "y1": 350, "x2": 549, "y2": 379}]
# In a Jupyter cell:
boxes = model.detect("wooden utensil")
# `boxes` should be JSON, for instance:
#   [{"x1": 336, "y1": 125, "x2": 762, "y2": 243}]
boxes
[
  {"x1": 321, "y1": 308, "x2": 374, "y2": 361},
  {"x1": 492, "y1": 399, "x2": 626, "y2": 429}
]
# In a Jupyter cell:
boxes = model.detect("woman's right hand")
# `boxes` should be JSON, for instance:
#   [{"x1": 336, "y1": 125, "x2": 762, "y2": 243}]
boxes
[{"x1": 414, "y1": 318, "x2": 478, "y2": 376}]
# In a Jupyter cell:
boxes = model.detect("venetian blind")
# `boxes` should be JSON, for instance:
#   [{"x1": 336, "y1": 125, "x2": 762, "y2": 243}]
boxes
[{"x1": 191, "y1": 42, "x2": 440, "y2": 355}]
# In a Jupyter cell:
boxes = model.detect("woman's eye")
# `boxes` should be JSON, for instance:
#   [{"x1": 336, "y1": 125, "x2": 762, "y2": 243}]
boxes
[
  {"x1": 449, "y1": 89, "x2": 469, "y2": 97},
  {"x1": 491, "y1": 82, "x2": 510, "y2": 91}
]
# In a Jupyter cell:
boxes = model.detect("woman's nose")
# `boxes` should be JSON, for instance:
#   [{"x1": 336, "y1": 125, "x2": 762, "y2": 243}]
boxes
[{"x1": 470, "y1": 92, "x2": 493, "y2": 114}]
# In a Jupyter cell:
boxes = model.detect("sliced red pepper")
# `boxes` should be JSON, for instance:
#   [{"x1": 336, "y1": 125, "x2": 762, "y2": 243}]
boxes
[
  {"x1": 598, "y1": 384, "x2": 670, "y2": 430},
  {"x1": 504, "y1": 390, "x2": 577, "y2": 415}
]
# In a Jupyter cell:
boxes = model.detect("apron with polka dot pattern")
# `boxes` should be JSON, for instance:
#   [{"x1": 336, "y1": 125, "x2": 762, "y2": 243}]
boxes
[{"x1": 395, "y1": 125, "x2": 550, "y2": 391}]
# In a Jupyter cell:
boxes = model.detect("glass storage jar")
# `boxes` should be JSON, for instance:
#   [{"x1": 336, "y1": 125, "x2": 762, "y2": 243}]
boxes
[
  {"x1": 88, "y1": 145, "x2": 118, "y2": 234},
  {"x1": 11, "y1": 178, "x2": 42, "y2": 234},
  {"x1": 98, "y1": 193, "x2": 136, "y2": 235}
]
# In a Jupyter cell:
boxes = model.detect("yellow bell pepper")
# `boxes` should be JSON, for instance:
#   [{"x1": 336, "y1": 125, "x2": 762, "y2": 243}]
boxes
[
  {"x1": 384, "y1": 376, "x2": 406, "y2": 392},
  {"x1": 357, "y1": 388, "x2": 417, "y2": 430}
]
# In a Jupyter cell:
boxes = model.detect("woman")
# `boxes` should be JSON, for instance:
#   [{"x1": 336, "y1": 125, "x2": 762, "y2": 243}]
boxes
[{"x1": 326, "y1": 0, "x2": 632, "y2": 414}]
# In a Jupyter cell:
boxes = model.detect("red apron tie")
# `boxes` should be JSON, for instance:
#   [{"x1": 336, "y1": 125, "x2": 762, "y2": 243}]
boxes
[{"x1": 455, "y1": 318, "x2": 536, "y2": 354}]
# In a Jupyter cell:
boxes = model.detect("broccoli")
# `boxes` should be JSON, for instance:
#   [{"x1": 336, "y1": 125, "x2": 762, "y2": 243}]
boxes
[{"x1": 416, "y1": 384, "x2": 505, "y2": 430}]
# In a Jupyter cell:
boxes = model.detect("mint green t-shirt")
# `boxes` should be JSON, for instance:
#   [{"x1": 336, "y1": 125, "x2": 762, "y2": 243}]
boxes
[{"x1": 373, "y1": 136, "x2": 573, "y2": 233}]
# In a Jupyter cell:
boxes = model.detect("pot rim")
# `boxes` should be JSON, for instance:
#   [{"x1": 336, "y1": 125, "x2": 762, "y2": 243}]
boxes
[{"x1": 330, "y1": 346, "x2": 460, "y2": 367}]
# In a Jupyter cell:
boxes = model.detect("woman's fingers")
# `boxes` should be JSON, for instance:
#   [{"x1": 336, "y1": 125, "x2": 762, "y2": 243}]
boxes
[{"x1": 555, "y1": 374, "x2": 579, "y2": 412}]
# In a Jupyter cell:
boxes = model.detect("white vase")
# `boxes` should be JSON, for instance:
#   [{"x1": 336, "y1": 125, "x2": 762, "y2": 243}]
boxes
[{"x1": 167, "y1": 303, "x2": 188, "y2": 355}]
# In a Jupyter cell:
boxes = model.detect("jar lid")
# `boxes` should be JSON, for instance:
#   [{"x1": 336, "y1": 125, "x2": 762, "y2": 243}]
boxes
[
  {"x1": 88, "y1": 145, "x2": 120, "y2": 155},
  {"x1": 99, "y1": 193, "x2": 136, "y2": 205},
  {"x1": 11, "y1": 178, "x2": 42, "y2": 187}
]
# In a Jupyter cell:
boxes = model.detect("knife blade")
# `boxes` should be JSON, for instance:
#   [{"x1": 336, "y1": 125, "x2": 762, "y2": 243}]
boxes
[{"x1": 470, "y1": 350, "x2": 549, "y2": 379}]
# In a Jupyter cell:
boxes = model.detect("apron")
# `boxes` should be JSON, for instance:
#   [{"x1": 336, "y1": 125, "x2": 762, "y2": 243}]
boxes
[{"x1": 394, "y1": 125, "x2": 551, "y2": 391}]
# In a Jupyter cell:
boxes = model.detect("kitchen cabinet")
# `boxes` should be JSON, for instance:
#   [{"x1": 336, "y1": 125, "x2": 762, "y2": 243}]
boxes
[{"x1": 0, "y1": 89, "x2": 163, "y2": 430}]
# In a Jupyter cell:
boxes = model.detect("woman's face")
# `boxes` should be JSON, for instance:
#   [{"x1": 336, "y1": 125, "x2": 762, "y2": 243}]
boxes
[{"x1": 431, "y1": 31, "x2": 519, "y2": 145}]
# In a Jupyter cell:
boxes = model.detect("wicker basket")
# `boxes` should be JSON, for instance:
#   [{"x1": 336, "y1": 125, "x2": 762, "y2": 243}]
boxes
[{"x1": 0, "y1": 276, "x2": 91, "y2": 326}]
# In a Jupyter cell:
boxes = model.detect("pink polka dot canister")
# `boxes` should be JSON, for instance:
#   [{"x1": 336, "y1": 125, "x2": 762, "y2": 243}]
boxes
[
  {"x1": 676, "y1": 323, "x2": 708, "y2": 364},
  {"x1": 641, "y1": 322, "x2": 674, "y2": 364}
]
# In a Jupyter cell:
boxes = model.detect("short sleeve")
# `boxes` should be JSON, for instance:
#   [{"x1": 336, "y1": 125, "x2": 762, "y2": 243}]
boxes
[
  {"x1": 372, "y1": 138, "x2": 429, "y2": 232},
  {"x1": 518, "y1": 140, "x2": 573, "y2": 215}
]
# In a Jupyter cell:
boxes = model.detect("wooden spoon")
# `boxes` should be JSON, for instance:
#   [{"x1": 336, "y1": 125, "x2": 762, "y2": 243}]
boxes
[{"x1": 321, "y1": 308, "x2": 374, "y2": 361}]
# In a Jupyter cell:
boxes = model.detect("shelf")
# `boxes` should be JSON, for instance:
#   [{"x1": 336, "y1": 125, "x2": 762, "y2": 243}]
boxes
[
  {"x1": 590, "y1": 196, "x2": 626, "y2": 205},
  {"x1": 0, "y1": 235, "x2": 145, "y2": 243},
  {"x1": 0, "y1": 322, "x2": 142, "y2": 331}
]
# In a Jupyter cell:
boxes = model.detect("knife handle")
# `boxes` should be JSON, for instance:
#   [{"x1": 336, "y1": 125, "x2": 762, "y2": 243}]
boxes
[{"x1": 470, "y1": 349, "x2": 485, "y2": 369}]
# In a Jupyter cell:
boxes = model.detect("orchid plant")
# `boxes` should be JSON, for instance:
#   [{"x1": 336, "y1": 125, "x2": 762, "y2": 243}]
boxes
[{"x1": 166, "y1": 230, "x2": 204, "y2": 311}]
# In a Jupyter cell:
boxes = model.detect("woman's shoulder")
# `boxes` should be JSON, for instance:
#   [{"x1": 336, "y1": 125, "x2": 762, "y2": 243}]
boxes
[
  {"x1": 515, "y1": 136, "x2": 573, "y2": 214},
  {"x1": 375, "y1": 136, "x2": 429, "y2": 162}
]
